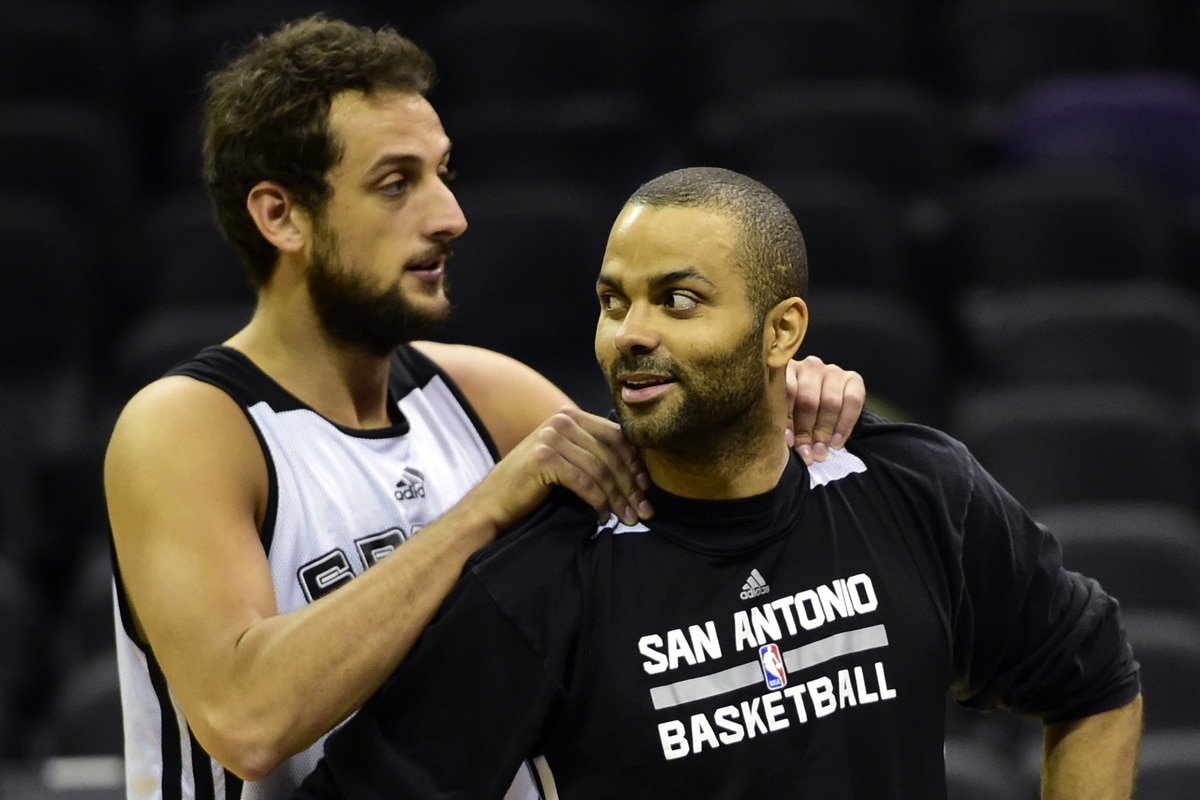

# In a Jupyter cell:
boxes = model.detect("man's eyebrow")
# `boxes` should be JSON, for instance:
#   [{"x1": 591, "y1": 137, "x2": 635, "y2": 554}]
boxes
[
  {"x1": 367, "y1": 153, "x2": 420, "y2": 174},
  {"x1": 649, "y1": 267, "x2": 718, "y2": 291},
  {"x1": 597, "y1": 267, "x2": 718, "y2": 291},
  {"x1": 366, "y1": 145, "x2": 452, "y2": 177}
]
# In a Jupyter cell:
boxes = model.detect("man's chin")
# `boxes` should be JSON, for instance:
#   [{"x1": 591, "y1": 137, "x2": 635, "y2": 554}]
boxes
[{"x1": 613, "y1": 407, "x2": 677, "y2": 450}]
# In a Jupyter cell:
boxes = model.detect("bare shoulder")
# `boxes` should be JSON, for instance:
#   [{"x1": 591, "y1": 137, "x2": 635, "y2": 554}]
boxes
[
  {"x1": 107, "y1": 375, "x2": 260, "y2": 464},
  {"x1": 105, "y1": 375, "x2": 268, "y2": 532},
  {"x1": 411, "y1": 341, "x2": 575, "y2": 456}
]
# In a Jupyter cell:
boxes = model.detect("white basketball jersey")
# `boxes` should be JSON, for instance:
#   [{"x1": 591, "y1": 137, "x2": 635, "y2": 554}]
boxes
[{"x1": 113, "y1": 345, "x2": 521, "y2": 800}]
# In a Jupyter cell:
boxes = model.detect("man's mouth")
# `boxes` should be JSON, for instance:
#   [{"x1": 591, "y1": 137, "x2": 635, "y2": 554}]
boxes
[
  {"x1": 405, "y1": 251, "x2": 447, "y2": 281},
  {"x1": 618, "y1": 372, "x2": 675, "y2": 404},
  {"x1": 409, "y1": 257, "x2": 440, "y2": 270}
]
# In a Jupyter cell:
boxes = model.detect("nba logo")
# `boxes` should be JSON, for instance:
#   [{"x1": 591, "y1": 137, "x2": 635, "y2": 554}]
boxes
[{"x1": 759, "y1": 643, "x2": 787, "y2": 690}]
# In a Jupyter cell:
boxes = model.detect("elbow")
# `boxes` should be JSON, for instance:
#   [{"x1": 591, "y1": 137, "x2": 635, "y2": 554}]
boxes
[
  {"x1": 221, "y1": 748, "x2": 285, "y2": 785},
  {"x1": 191, "y1": 710, "x2": 305, "y2": 783}
]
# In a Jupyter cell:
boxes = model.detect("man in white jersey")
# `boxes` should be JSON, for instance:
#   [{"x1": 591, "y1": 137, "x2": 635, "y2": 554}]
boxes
[{"x1": 102, "y1": 16, "x2": 865, "y2": 800}]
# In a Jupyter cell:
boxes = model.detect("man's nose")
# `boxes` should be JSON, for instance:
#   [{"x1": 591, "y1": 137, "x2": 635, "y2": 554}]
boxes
[
  {"x1": 612, "y1": 303, "x2": 659, "y2": 356},
  {"x1": 426, "y1": 178, "x2": 468, "y2": 241}
]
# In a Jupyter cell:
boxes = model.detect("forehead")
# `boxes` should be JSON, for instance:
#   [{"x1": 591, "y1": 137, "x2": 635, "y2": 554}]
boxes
[
  {"x1": 327, "y1": 89, "x2": 450, "y2": 171},
  {"x1": 601, "y1": 203, "x2": 740, "y2": 285}
]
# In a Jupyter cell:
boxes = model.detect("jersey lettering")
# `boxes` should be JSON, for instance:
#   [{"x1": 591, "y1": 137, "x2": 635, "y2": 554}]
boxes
[
  {"x1": 639, "y1": 621, "x2": 722, "y2": 675},
  {"x1": 300, "y1": 529, "x2": 415, "y2": 601},
  {"x1": 298, "y1": 550, "x2": 354, "y2": 602},
  {"x1": 357, "y1": 528, "x2": 406, "y2": 569}
]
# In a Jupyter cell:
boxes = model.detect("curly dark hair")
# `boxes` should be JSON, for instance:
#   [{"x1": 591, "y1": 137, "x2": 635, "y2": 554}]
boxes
[{"x1": 202, "y1": 14, "x2": 437, "y2": 285}]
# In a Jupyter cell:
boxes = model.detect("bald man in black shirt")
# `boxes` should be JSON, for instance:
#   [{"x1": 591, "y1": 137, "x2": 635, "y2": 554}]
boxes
[{"x1": 296, "y1": 167, "x2": 1142, "y2": 800}]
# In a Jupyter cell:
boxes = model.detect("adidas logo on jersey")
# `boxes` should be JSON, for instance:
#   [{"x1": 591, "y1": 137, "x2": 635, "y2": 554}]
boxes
[
  {"x1": 740, "y1": 568, "x2": 770, "y2": 600},
  {"x1": 393, "y1": 467, "x2": 427, "y2": 501}
]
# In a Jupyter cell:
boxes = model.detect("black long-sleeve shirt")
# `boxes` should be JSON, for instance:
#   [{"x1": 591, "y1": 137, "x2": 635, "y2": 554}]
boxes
[{"x1": 296, "y1": 410, "x2": 1140, "y2": 799}]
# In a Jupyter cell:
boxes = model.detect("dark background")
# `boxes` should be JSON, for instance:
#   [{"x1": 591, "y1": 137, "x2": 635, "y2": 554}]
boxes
[{"x1": 2, "y1": 0, "x2": 1200, "y2": 796}]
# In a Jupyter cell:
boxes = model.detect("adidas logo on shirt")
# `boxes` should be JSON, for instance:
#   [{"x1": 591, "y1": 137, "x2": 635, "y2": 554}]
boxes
[
  {"x1": 740, "y1": 568, "x2": 770, "y2": 600},
  {"x1": 393, "y1": 467, "x2": 427, "y2": 501}
]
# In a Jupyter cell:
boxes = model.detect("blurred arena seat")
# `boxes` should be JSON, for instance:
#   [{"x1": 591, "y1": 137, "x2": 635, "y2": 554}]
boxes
[
  {"x1": 30, "y1": 654, "x2": 123, "y2": 759},
  {"x1": 768, "y1": 173, "x2": 911, "y2": 296},
  {"x1": 0, "y1": 195, "x2": 98, "y2": 455},
  {"x1": 939, "y1": 0, "x2": 1165, "y2": 137},
  {"x1": 421, "y1": 1, "x2": 647, "y2": 109},
  {"x1": 681, "y1": 0, "x2": 913, "y2": 102},
  {"x1": 1135, "y1": 729, "x2": 1200, "y2": 800},
  {"x1": 101, "y1": 302, "x2": 254, "y2": 416},
  {"x1": 1002, "y1": 72, "x2": 1200, "y2": 204},
  {"x1": 944, "y1": 737, "x2": 1035, "y2": 800},
  {"x1": 0, "y1": 1, "x2": 131, "y2": 109},
  {"x1": 438, "y1": 91, "x2": 685, "y2": 206},
  {"x1": 948, "y1": 383, "x2": 1195, "y2": 515},
  {"x1": 1037, "y1": 502, "x2": 1200, "y2": 617},
  {"x1": 698, "y1": 80, "x2": 961, "y2": 204},
  {"x1": 0, "y1": 555, "x2": 53, "y2": 758},
  {"x1": 947, "y1": 161, "x2": 1179, "y2": 296},
  {"x1": 1121, "y1": 611, "x2": 1200, "y2": 734},
  {"x1": 131, "y1": 190, "x2": 256, "y2": 313},
  {"x1": 410, "y1": 178, "x2": 615, "y2": 410},
  {"x1": 798, "y1": 289, "x2": 951, "y2": 426},
  {"x1": 959, "y1": 282, "x2": 1200, "y2": 403},
  {"x1": 0, "y1": 101, "x2": 139, "y2": 238}
]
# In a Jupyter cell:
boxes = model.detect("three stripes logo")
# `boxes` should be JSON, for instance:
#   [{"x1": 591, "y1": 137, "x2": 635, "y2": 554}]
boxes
[
  {"x1": 393, "y1": 466, "x2": 427, "y2": 501},
  {"x1": 740, "y1": 568, "x2": 770, "y2": 600}
]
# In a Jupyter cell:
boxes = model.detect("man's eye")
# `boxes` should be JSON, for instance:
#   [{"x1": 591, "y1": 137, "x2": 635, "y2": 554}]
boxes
[
  {"x1": 380, "y1": 177, "x2": 408, "y2": 196},
  {"x1": 664, "y1": 292, "x2": 699, "y2": 311},
  {"x1": 599, "y1": 293, "x2": 626, "y2": 312}
]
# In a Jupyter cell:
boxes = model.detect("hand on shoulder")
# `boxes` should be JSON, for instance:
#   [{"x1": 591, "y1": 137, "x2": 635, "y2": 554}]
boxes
[{"x1": 414, "y1": 342, "x2": 651, "y2": 530}]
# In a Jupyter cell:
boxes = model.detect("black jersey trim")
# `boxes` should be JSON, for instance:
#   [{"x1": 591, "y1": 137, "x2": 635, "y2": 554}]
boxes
[
  {"x1": 148, "y1": 655, "x2": 183, "y2": 800},
  {"x1": 393, "y1": 344, "x2": 502, "y2": 462},
  {"x1": 168, "y1": 346, "x2": 302, "y2": 414},
  {"x1": 191, "y1": 731, "x2": 214, "y2": 800},
  {"x1": 523, "y1": 759, "x2": 548, "y2": 800},
  {"x1": 109, "y1": 530, "x2": 144, "y2": 651},
  {"x1": 170, "y1": 345, "x2": 414, "y2": 439},
  {"x1": 225, "y1": 770, "x2": 244, "y2": 799},
  {"x1": 250, "y1": 416, "x2": 280, "y2": 557},
  {"x1": 167, "y1": 347, "x2": 282, "y2": 555}
]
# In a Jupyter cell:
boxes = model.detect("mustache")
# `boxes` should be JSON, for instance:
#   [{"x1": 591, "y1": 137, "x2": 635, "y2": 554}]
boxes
[
  {"x1": 405, "y1": 242, "x2": 454, "y2": 268},
  {"x1": 607, "y1": 354, "x2": 679, "y2": 379}
]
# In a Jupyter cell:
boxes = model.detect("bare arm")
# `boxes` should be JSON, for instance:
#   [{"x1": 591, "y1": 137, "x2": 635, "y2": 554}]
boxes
[
  {"x1": 1041, "y1": 694, "x2": 1143, "y2": 800},
  {"x1": 106, "y1": 377, "x2": 518, "y2": 780},
  {"x1": 107, "y1": 356, "x2": 660, "y2": 780}
]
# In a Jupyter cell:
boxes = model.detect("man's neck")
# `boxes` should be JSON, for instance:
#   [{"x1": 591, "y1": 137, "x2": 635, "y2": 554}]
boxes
[
  {"x1": 640, "y1": 427, "x2": 792, "y2": 501},
  {"x1": 225, "y1": 297, "x2": 397, "y2": 430}
]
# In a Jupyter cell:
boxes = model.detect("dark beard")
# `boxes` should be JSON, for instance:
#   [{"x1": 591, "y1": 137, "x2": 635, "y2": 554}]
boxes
[
  {"x1": 607, "y1": 324, "x2": 767, "y2": 456},
  {"x1": 307, "y1": 230, "x2": 452, "y2": 357}
]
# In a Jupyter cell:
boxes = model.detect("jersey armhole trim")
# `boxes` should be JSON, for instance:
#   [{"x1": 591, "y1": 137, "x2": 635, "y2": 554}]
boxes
[{"x1": 395, "y1": 345, "x2": 502, "y2": 462}]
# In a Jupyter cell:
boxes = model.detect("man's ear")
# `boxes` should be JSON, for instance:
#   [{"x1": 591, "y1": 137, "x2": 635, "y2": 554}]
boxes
[
  {"x1": 246, "y1": 181, "x2": 310, "y2": 255},
  {"x1": 765, "y1": 297, "x2": 808, "y2": 369}
]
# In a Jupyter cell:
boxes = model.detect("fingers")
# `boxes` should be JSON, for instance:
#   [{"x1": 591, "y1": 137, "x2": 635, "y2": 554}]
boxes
[
  {"x1": 787, "y1": 356, "x2": 825, "y2": 464},
  {"x1": 826, "y1": 370, "x2": 865, "y2": 451},
  {"x1": 541, "y1": 408, "x2": 652, "y2": 524},
  {"x1": 787, "y1": 357, "x2": 866, "y2": 464},
  {"x1": 784, "y1": 362, "x2": 799, "y2": 450},
  {"x1": 504, "y1": 408, "x2": 650, "y2": 527}
]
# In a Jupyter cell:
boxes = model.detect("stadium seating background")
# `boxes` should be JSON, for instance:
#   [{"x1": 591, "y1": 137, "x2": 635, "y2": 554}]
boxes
[{"x1": 2, "y1": 0, "x2": 1199, "y2": 796}]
